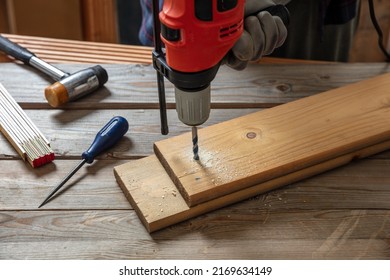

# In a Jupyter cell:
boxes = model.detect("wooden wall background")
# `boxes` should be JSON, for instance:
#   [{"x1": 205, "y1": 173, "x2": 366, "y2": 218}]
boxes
[
  {"x1": 0, "y1": 0, "x2": 118, "y2": 43},
  {"x1": 0, "y1": 0, "x2": 389, "y2": 62},
  {"x1": 349, "y1": 0, "x2": 390, "y2": 62},
  {"x1": 0, "y1": 0, "x2": 8, "y2": 33}
]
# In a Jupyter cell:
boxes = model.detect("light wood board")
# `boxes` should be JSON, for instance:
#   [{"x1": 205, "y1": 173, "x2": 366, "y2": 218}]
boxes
[
  {"x1": 114, "y1": 141, "x2": 390, "y2": 233},
  {"x1": 154, "y1": 73, "x2": 390, "y2": 206}
]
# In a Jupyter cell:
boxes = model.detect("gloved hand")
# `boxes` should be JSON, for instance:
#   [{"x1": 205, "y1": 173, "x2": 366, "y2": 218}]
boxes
[{"x1": 224, "y1": 0, "x2": 288, "y2": 70}]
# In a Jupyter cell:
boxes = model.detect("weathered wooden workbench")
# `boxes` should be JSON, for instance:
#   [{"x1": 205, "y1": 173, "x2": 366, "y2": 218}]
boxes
[{"x1": 1, "y1": 35, "x2": 390, "y2": 259}]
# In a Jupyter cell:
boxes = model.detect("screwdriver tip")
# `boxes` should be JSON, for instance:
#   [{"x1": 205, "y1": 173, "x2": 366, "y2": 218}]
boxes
[{"x1": 38, "y1": 201, "x2": 46, "y2": 208}]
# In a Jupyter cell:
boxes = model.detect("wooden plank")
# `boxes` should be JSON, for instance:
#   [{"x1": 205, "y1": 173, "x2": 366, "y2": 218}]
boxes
[
  {"x1": 0, "y1": 34, "x2": 327, "y2": 65},
  {"x1": 1, "y1": 144, "x2": 390, "y2": 211},
  {"x1": 0, "y1": 159, "x2": 131, "y2": 210},
  {"x1": 154, "y1": 73, "x2": 390, "y2": 206},
  {"x1": 0, "y1": 63, "x2": 388, "y2": 108},
  {"x1": 114, "y1": 141, "x2": 390, "y2": 232},
  {"x1": 3, "y1": 107, "x2": 390, "y2": 160},
  {"x1": 267, "y1": 157, "x2": 390, "y2": 211},
  {"x1": 0, "y1": 33, "x2": 151, "y2": 64},
  {"x1": 1, "y1": 149, "x2": 390, "y2": 211},
  {"x1": 1, "y1": 209, "x2": 390, "y2": 259},
  {"x1": 0, "y1": 109, "x2": 264, "y2": 159}
]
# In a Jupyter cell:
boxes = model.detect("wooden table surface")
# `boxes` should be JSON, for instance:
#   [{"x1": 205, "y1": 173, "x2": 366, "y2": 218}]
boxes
[{"x1": 1, "y1": 35, "x2": 390, "y2": 259}]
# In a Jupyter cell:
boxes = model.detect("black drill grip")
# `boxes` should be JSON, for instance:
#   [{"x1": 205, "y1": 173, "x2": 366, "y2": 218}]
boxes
[
  {"x1": 262, "y1": 4, "x2": 290, "y2": 26},
  {"x1": 0, "y1": 35, "x2": 35, "y2": 64}
]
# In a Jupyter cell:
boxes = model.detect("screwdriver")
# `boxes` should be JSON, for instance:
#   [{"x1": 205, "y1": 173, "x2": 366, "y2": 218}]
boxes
[{"x1": 38, "y1": 116, "x2": 129, "y2": 208}]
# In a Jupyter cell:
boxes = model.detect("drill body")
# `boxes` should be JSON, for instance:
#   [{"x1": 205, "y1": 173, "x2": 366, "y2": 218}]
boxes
[
  {"x1": 160, "y1": 0, "x2": 245, "y2": 73},
  {"x1": 153, "y1": 0, "x2": 245, "y2": 127}
]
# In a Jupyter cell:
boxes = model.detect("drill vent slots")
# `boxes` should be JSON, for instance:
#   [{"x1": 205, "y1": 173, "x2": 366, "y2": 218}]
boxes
[
  {"x1": 0, "y1": 82, "x2": 55, "y2": 168},
  {"x1": 219, "y1": 19, "x2": 243, "y2": 38}
]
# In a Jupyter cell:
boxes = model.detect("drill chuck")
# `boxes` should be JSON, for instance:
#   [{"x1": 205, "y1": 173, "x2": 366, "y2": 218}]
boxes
[
  {"x1": 175, "y1": 85, "x2": 211, "y2": 126},
  {"x1": 45, "y1": 65, "x2": 108, "y2": 107}
]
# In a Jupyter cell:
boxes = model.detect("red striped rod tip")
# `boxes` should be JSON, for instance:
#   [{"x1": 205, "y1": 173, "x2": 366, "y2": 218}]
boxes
[{"x1": 31, "y1": 152, "x2": 55, "y2": 168}]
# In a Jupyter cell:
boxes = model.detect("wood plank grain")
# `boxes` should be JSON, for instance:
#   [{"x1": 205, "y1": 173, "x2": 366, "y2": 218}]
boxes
[
  {"x1": 154, "y1": 73, "x2": 390, "y2": 206},
  {"x1": 0, "y1": 63, "x2": 388, "y2": 109},
  {"x1": 2, "y1": 155, "x2": 390, "y2": 212},
  {"x1": 1, "y1": 209, "x2": 389, "y2": 259},
  {"x1": 2, "y1": 155, "x2": 390, "y2": 211},
  {"x1": 1, "y1": 33, "x2": 151, "y2": 64},
  {"x1": 0, "y1": 34, "x2": 327, "y2": 65},
  {"x1": 3, "y1": 108, "x2": 389, "y2": 161},
  {"x1": 0, "y1": 159, "x2": 131, "y2": 210},
  {"x1": 0, "y1": 109, "x2": 262, "y2": 159},
  {"x1": 2, "y1": 33, "x2": 150, "y2": 50},
  {"x1": 114, "y1": 141, "x2": 390, "y2": 232}
]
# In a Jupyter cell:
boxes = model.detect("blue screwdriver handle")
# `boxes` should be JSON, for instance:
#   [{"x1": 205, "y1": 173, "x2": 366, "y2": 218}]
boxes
[{"x1": 82, "y1": 116, "x2": 129, "y2": 164}]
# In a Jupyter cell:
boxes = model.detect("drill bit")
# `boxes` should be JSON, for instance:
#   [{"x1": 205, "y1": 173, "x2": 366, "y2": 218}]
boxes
[{"x1": 192, "y1": 126, "x2": 199, "y2": 160}]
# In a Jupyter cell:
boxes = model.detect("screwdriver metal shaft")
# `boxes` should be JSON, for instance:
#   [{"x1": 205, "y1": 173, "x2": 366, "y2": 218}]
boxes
[
  {"x1": 38, "y1": 159, "x2": 86, "y2": 208},
  {"x1": 38, "y1": 116, "x2": 129, "y2": 208}
]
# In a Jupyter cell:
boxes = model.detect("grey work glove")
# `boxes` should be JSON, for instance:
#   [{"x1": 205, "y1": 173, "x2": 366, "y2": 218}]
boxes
[{"x1": 224, "y1": 0, "x2": 288, "y2": 70}]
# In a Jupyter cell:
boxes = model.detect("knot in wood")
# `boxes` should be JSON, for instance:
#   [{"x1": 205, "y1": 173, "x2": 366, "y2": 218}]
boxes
[
  {"x1": 246, "y1": 132, "x2": 257, "y2": 139},
  {"x1": 276, "y1": 83, "x2": 291, "y2": 93}
]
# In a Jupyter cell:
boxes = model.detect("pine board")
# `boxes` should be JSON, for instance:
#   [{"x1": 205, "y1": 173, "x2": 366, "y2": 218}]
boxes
[
  {"x1": 114, "y1": 140, "x2": 390, "y2": 232},
  {"x1": 154, "y1": 73, "x2": 390, "y2": 206}
]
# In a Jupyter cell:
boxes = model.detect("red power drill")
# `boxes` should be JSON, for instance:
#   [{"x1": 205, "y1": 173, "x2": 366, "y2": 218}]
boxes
[{"x1": 152, "y1": 0, "x2": 289, "y2": 159}]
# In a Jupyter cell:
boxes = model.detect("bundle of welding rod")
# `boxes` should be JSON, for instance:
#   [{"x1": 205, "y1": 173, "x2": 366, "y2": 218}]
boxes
[{"x1": 0, "y1": 82, "x2": 54, "y2": 167}]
